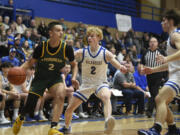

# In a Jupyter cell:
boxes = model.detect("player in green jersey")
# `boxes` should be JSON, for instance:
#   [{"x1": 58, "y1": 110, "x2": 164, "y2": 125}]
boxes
[{"x1": 12, "y1": 21, "x2": 79, "y2": 135}]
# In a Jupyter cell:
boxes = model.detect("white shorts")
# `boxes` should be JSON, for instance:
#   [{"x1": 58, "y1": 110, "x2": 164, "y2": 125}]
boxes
[
  {"x1": 164, "y1": 73, "x2": 180, "y2": 96},
  {"x1": 73, "y1": 83, "x2": 110, "y2": 102}
]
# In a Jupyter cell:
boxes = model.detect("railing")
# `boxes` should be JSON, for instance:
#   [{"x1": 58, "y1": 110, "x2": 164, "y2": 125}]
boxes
[
  {"x1": 0, "y1": 4, "x2": 34, "y2": 21},
  {"x1": 46, "y1": 0, "x2": 163, "y2": 21}
]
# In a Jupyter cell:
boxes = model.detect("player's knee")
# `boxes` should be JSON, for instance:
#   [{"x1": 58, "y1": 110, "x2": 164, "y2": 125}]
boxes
[
  {"x1": 101, "y1": 94, "x2": 111, "y2": 103},
  {"x1": 66, "y1": 105, "x2": 74, "y2": 114}
]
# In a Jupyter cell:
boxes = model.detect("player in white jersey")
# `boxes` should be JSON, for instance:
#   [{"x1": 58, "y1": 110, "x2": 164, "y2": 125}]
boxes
[
  {"x1": 138, "y1": 9, "x2": 180, "y2": 135},
  {"x1": 59, "y1": 26, "x2": 127, "y2": 134}
]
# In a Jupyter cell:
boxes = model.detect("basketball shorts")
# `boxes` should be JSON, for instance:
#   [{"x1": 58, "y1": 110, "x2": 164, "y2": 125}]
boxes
[
  {"x1": 73, "y1": 83, "x2": 110, "y2": 102},
  {"x1": 29, "y1": 76, "x2": 63, "y2": 97},
  {"x1": 164, "y1": 72, "x2": 180, "y2": 96}
]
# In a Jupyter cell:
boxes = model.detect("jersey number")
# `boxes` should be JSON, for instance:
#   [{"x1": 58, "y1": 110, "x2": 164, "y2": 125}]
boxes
[
  {"x1": 48, "y1": 64, "x2": 55, "y2": 70},
  {"x1": 91, "y1": 66, "x2": 96, "y2": 75}
]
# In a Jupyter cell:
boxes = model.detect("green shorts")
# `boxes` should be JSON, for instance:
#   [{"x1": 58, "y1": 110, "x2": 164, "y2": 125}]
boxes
[{"x1": 29, "y1": 76, "x2": 63, "y2": 97}]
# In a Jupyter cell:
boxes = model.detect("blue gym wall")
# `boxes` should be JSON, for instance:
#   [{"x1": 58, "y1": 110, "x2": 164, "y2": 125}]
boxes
[{"x1": 5, "y1": 0, "x2": 162, "y2": 34}]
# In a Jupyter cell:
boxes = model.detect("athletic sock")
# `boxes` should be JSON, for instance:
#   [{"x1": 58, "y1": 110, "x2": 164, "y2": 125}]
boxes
[
  {"x1": 153, "y1": 122, "x2": 162, "y2": 133},
  {"x1": 168, "y1": 123, "x2": 177, "y2": 132},
  {"x1": 51, "y1": 122, "x2": 58, "y2": 128}
]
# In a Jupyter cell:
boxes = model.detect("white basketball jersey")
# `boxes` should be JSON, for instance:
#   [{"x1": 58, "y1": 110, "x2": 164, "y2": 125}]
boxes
[
  {"x1": 167, "y1": 29, "x2": 180, "y2": 75},
  {"x1": 0, "y1": 71, "x2": 10, "y2": 90},
  {"x1": 81, "y1": 46, "x2": 108, "y2": 86}
]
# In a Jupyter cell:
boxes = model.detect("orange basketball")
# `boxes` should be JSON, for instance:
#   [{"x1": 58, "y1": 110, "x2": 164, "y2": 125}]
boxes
[{"x1": 7, "y1": 67, "x2": 26, "y2": 85}]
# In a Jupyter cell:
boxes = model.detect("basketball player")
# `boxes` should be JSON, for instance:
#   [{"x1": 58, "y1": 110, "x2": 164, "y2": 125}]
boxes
[
  {"x1": 138, "y1": 9, "x2": 180, "y2": 135},
  {"x1": 12, "y1": 21, "x2": 79, "y2": 135},
  {"x1": 59, "y1": 26, "x2": 127, "y2": 134}
]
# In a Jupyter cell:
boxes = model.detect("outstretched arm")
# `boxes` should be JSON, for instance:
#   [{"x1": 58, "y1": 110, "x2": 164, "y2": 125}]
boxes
[
  {"x1": 105, "y1": 50, "x2": 127, "y2": 73},
  {"x1": 141, "y1": 63, "x2": 168, "y2": 75}
]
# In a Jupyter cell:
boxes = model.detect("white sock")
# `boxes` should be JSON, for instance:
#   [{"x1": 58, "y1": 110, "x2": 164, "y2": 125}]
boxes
[
  {"x1": 34, "y1": 111, "x2": 39, "y2": 116},
  {"x1": 13, "y1": 108, "x2": 19, "y2": 118},
  {"x1": 0, "y1": 110, "x2": 5, "y2": 119},
  {"x1": 39, "y1": 110, "x2": 43, "y2": 116}
]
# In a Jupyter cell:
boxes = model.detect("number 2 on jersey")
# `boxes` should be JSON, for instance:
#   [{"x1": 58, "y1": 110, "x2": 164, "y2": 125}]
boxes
[
  {"x1": 48, "y1": 64, "x2": 55, "y2": 70},
  {"x1": 91, "y1": 66, "x2": 96, "y2": 74}
]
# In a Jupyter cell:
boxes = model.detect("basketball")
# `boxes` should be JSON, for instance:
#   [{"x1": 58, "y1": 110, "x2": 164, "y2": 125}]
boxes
[{"x1": 7, "y1": 67, "x2": 26, "y2": 85}]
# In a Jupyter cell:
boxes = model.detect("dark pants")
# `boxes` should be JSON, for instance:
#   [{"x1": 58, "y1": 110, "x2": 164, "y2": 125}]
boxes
[
  {"x1": 122, "y1": 89, "x2": 144, "y2": 113},
  {"x1": 146, "y1": 73, "x2": 163, "y2": 114}
]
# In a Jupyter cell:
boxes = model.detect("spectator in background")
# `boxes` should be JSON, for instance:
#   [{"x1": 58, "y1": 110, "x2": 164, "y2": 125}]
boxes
[
  {"x1": 142, "y1": 32, "x2": 150, "y2": 50},
  {"x1": 116, "y1": 48, "x2": 126, "y2": 63},
  {"x1": 9, "y1": 22, "x2": 16, "y2": 36},
  {"x1": 102, "y1": 25, "x2": 112, "y2": 44},
  {"x1": 31, "y1": 28, "x2": 45, "y2": 46},
  {"x1": 3, "y1": 16, "x2": 10, "y2": 30},
  {"x1": 1, "y1": 48, "x2": 20, "y2": 66},
  {"x1": 122, "y1": 54, "x2": 134, "y2": 73},
  {"x1": 6, "y1": 28, "x2": 14, "y2": 48},
  {"x1": 21, "y1": 29, "x2": 33, "y2": 49},
  {"x1": 113, "y1": 63, "x2": 145, "y2": 115},
  {"x1": 59, "y1": 18, "x2": 67, "y2": 31},
  {"x1": 0, "y1": 62, "x2": 20, "y2": 121},
  {"x1": 113, "y1": 31, "x2": 123, "y2": 53},
  {"x1": 129, "y1": 45, "x2": 140, "y2": 67},
  {"x1": 13, "y1": 36, "x2": 26, "y2": 64},
  {"x1": 133, "y1": 63, "x2": 149, "y2": 93},
  {"x1": 37, "y1": 20, "x2": 48, "y2": 38},
  {"x1": 29, "y1": 19, "x2": 36, "y2": 29},
  {"x1": 15, "y1": 16, "x2": 27, "y2": 34}
]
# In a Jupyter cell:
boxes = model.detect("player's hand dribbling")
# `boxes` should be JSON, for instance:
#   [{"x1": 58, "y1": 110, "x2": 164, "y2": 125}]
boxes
[
  {"x1": 71, "y1": 79, "x2": 79, "y2": 90},
  {"x1": 120, "y1": 65, "x2": 127, "y2": 74}
]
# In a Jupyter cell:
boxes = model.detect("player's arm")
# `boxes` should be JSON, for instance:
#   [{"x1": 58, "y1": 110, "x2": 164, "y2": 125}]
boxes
[
  {"x1": 21, "y1": 44, "x2": 43, "y2": 71},
  {"x1": 105, "y1": 50, "x2": 127, "y2": 73},
  {"x1": 142, "y1": 63, "x2": 168, "y2": 75},
  {"x1": 66, "y1": 45, "x2": 79, "y2": 89},
  {"x1": 166, "y1": 33, "x2": 180, "y2": 62},
  {"x1": 157, "y1": 33, "x2": 180, "y2": 63}
]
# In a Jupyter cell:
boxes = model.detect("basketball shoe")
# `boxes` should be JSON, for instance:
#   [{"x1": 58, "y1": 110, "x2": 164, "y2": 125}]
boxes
[
  {"x1": 104, "y1": 116, "x2": 115, "y2": 134},
  {"x1": 48, "y1": 128, "x2": 64, "y2": 135},
  {"x1": 12, "y1": 116, "x2": 24, "y2": 135}
]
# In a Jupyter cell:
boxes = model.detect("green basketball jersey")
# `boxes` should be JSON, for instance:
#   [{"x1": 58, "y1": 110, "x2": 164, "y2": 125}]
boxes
[{"x1": 35, "y1": 40, "x2": 67, "y2": 79}]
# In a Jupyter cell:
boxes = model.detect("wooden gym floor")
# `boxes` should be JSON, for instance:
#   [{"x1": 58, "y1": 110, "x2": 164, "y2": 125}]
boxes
[{"x1": 1, "y1": 113, "x2": 180, "y2": 135}]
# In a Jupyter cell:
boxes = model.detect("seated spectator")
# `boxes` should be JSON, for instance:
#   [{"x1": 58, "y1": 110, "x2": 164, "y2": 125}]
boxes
[
  {"x1": 3, "y1": 16, "x2": 10, "y2": 30},
  {"x1": 133, "y1": 63, "x2": 149, "y2": 93},
  {"x1": 122, "y1": 54, "x2": 134, "y2": 73},
  {"x1": 13, "y1": 36, "x2": 26, "y2": 64},
  {"x1": 30, "y1": 28, "x2": 45, "y2": 45},
  {"x1": 15, "y1": 16, "x2": 27, "y2": 34},
  {"x1": 21, "y1": 29, "x2": 33, "y2": 49},
  {"x1": 6, "y1": 28, "x2": 14, "y2": 48},
  {"x1": 113, "y1": 63, "x2": 145, "y2": 115},
  {"x1": 0, "y1": 62, "x2": 20, "y2": 122},
  {"x1": 1, "y1": 48, "x2": 20, "y2": 66},
  {"x1": 37, "y1": 20, "x2": 48, "y2": 38},
  {"x1": 116, "y1": 48, "x2": 126, "y2": 63}
]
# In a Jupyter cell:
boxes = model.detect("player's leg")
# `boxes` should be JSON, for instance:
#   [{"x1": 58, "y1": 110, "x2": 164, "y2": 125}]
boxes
[
  {"x1": 47, "y1": 82, "x2": 65, "y2": 135},
  {"x1": 0, "y1": 93, "x2": 10, "y2": 123},
  {"x1": 165, "y1": 103, "x2": 180, "y2": 135},
  {"x1": 60, "y1": 87, "x2": 91, "y2": 134},
  {"x1": 96, "y1": 86, "x2": 115, "y2": 134},
  {"x1": 138, "y1": 85, "x2": 176, "y2": 135},
  {"x1": 12, "y1": 92, "x2": 40, "y2": 135}
]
